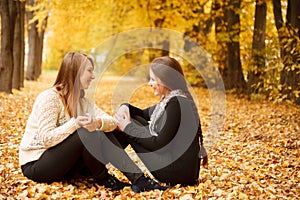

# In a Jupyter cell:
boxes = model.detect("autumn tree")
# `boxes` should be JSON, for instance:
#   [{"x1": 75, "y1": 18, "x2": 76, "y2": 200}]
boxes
[
  {"x1": 248, "y1": 0, "x2": 267, "y2": 94},
  {"x1": 26, "y1": 0, "x2": 48, "y2": 80},
  {"x1": 183, "y1": 0, "x2": 213, "y2": 48},
  {"x1": 225, "y1": 0, "x2": 246, "y2": 90},
  {"x1": 144, "y1": 0, "x2": 170, "y2": 61},
  {"x1": 179, "y1": 1, "x2": 213, "y2": 86},
  {"x1": 0, "y1": 0, "x2": 17, "y2": 93},
  {"x1": 272, "y1": 0, "x2": 300, "y2": 104},
  {"x1": 213, "y1": 0, "x2": 227, "y2": 82},
  {"x1": 0, "y1": 0, "x2": 25, "y2": 92},
  {"x1": 13, "y1": 0, "x2": 26, "y2": 89},
  {"x1": 213, "y1": 0, "x2": 246, "y2": 91}
]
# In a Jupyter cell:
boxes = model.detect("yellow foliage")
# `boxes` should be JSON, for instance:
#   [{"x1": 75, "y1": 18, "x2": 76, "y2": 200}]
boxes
[{"x1": 39, "y1": 0, "x2": 217, "y2": 70}]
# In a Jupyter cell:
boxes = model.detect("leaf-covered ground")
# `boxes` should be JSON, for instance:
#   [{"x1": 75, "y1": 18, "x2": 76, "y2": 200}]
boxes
[{"x1": 0, "y1": 71, "x2": 299, "y2": 199}]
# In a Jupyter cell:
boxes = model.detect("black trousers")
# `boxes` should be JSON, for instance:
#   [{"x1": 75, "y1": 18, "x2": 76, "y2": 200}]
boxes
[{"x1": 21, "y1": 128, "x2": 143, "y2": 184}]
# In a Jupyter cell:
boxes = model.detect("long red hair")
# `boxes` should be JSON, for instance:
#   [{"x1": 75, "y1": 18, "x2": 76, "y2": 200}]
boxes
[{"x1": 53, "y1": 52, "x2": 94, "y2": 117}]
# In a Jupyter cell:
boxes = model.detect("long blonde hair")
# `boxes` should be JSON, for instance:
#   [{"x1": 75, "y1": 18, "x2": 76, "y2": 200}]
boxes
[{"x1": 53, "y1": 52, "x2": 94, "y2": 117}]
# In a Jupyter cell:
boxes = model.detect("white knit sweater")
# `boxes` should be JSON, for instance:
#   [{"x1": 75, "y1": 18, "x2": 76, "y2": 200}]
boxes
[{"x1": 19, "y1": 87, "x2": 117, "y2": 166}]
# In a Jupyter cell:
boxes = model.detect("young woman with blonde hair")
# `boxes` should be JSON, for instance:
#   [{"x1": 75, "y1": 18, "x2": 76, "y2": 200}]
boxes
[{"x1": 19, "y1": 52, "x2": 168, "y2": 192}]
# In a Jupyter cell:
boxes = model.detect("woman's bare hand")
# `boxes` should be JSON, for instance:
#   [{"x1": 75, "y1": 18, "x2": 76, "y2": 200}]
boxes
[
  {"x1": 76, "y1": 114, "x2": 99, "y2": 132},
  {"x1": 114, "y1": 109, "x2": 131, "y2": 131},
  {"x1": 75, "y1": 115, "x2": 91, "y2": 127},
  {"x1": 116, "y1": 105, "x2": 130, "y2": 116}
]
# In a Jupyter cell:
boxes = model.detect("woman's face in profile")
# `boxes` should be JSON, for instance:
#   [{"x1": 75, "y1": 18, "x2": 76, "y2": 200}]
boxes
[
  {"x1": 80, "y1": 61, "x2": 95, "y2": 90},
  {"x1": 148, "y1": 69, "x2": 170, "y2": 97}
]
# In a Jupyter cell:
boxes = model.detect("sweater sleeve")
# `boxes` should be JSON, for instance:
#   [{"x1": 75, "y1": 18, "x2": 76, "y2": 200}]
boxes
[
  {"x1": 123, "y1": 97, "x2": 181, "y2": 151},
  {"x1": 94, "y1": 105, "x2": 117, "y2": 132},
  {"x1": 36, "y1": 91, "x2": 77, "y2": 148}
]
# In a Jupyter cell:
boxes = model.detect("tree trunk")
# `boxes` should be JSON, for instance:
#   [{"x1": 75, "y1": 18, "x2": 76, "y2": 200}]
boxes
[
  {"x1": 0, "y1": 0, "x2": 16, "y2": 93},
  {"x1": 26, "y1": 0, "x2": 47, "y2": 80},
  {"x1": 161, "y1": 40, "x2": 169, "y2": 56},
  {"x1": 248, "y1": 0, "x2": 267, "y2": 93},
  {"x1": 280, "y1": 0, "x2": 300, "y2": 104},
  {"x1": 213, "y1": 0, "x2": 227, "y2": 78},
  {"x1": 273, "y1": 0, "x2": 300, "y2": 104},
  {"x1": 26, "y1": 0, "x2": 37, "y2": 80},
  {"x1": 223, "y1": 0, "x2": 246, "y2": 91},
  {"x1": 13, "y1": 0, "x2": 25, "y2": 89},
  {"x1": 20, "y1": 1, "x2": 25, "y2": 88},
  {"x1": 35, "y1": 18, "x2": 47, "y2": 78}
]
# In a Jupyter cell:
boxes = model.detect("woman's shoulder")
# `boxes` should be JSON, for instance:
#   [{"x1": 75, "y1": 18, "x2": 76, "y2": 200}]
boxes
[
  {"x1": 169, "y1": 95, "x2": 189, "y2": 103},
  {"x1": 167, "y1": 95, "x2": 195, "y2": 110},
  {"x1": 35, "y1": 87, "x2": 60, "y2": 102},
  {"x1": 38, "y1": 87, "x2": 58, "y2": 96}
]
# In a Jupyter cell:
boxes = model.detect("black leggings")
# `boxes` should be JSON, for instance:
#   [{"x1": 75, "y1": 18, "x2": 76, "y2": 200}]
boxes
[{"x1": 21, "y1": 128, "x2": 143, "y2": 183}]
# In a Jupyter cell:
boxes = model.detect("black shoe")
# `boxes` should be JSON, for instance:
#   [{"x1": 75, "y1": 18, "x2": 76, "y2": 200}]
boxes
[
  {"x1": 131, "y1": 176, "x2": 170, "y2": 193},
  {"x1": 95, "y1": 174, "x2": 130, "y2": 190}
]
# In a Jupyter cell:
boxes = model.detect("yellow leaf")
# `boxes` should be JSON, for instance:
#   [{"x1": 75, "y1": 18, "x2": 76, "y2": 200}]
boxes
[{"x1": 238, "y1": 192, "x2": 249, "y2": 200}]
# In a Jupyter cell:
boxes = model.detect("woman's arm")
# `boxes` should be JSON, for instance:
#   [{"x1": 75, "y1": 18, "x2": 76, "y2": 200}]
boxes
[
  {"x1": 123, "y1": 97, "x2": 181, "y2": 151},
  {"x1": 36, "y1": 91, "x2": 77, "y2": 148},
  {"x1": 122, "y1": 103, "x2": 155, "y2": 121}
]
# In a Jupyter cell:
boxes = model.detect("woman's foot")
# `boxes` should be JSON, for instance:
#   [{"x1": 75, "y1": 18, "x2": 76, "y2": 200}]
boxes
[
  {"x1": 131, "y1": 176, "x2": 170, "y2": 192},
  {"x1": 95, "y1": 174, "x2": 129, "y2": 190}
]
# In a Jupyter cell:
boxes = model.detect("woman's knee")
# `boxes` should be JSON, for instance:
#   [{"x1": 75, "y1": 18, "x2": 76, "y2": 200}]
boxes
[
  {"x1": 105, "y1": 131, "x2": 129, "y2": 149},
  {"x1": 22, "y1": 161, "x2": 63, "y2": 183}
]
